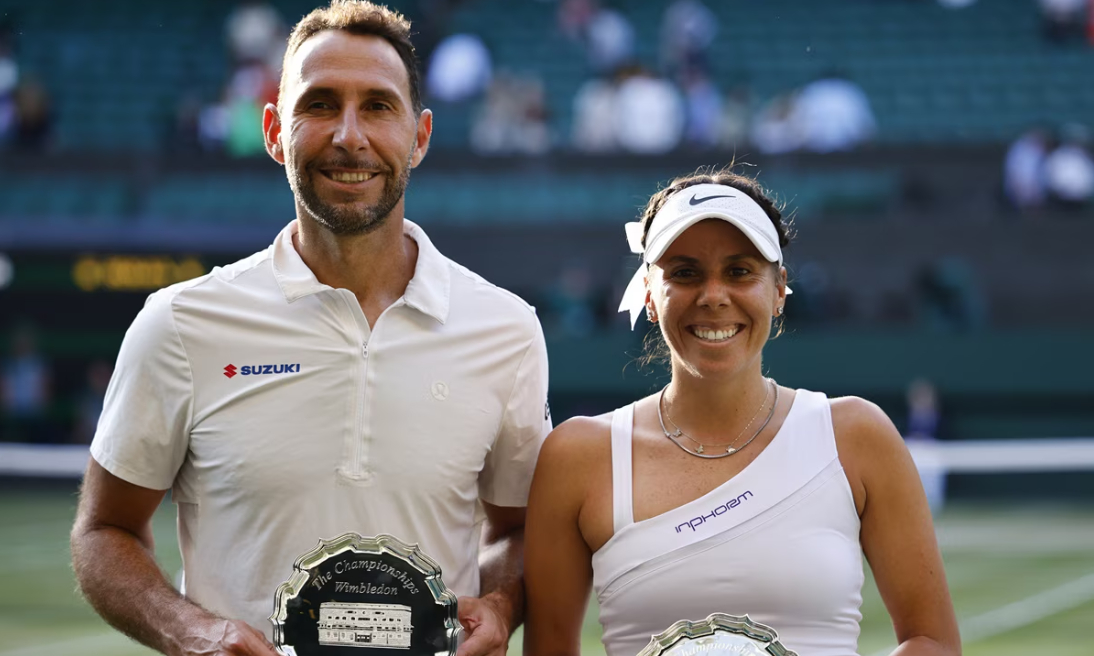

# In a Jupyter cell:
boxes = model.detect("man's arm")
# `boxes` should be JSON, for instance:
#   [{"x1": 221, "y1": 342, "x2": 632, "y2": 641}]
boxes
[
  {"x1": 71, "y1": 459, "x2": 278, "y2": 656},
  {"x1": 455, "y1": 501, "x2": 526, "y2": 656}
]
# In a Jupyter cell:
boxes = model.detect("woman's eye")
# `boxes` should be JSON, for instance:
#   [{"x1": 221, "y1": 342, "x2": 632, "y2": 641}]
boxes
[{"x1": 670, "y1": 268, "x2": 697, "y2": 279}]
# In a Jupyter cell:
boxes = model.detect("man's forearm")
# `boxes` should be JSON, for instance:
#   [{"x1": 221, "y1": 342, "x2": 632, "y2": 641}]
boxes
[
  {"x1": 478, "y1": 526, "x2": 526, "y2": 632},
  {"x1": 71, "y1": 524, "x2": 217, "y2": 656}
]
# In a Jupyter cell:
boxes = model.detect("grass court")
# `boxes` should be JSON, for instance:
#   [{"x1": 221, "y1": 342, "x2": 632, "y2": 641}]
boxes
[{"x1": 1, "y1": 486, "x2": 1092, "y2": 656}]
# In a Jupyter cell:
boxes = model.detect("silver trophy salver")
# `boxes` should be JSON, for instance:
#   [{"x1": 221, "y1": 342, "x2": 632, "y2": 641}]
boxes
[
  {"x1": 638, "y1": 613, "x2": 798, "y2": 656},
  {"x1": 271, "y1": 533, "x2": 460, "y2": 656}
]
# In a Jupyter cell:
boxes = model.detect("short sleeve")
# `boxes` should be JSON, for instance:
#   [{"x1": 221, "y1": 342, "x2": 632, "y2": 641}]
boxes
[
  {"x1": 479, "y1": 317, "x2": 552, "y2": 507},
  {"x1": 90, "y1": 289, "x2": 194, "y2": 491}
]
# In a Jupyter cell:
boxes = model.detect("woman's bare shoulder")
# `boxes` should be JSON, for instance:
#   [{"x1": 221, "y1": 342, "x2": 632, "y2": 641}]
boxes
[
  {"x1": 539, "y1": 412, "x2": 615, "y2": 465},
  {"x1": 828, "y1": 395, "x2": 905, "y2": 454}
]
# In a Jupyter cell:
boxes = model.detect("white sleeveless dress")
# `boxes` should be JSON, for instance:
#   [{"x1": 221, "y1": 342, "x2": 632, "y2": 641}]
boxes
[{"x1": 592, "y1": 390, "x2": 864, "y2": 656}]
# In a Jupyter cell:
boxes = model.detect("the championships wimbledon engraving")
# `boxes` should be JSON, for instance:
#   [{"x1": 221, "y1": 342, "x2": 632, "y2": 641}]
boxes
[
  {"x1": 271, "y1": 533, "x2": 459, "y2": 656},
  {"x1": 637, "y1": 613, "x2": 798, "y2": 656}
]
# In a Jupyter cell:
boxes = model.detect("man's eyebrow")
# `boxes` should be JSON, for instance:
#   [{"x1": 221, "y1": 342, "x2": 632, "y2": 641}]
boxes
[{"x1": 294, "y1": 86, "x2": 405, "y2": 106}]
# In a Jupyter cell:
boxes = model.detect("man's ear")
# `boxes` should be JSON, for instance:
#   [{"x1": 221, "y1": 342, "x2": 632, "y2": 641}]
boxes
[
  {"x1": 263, "y1": 103, "x2": 285, "y2": 165},
  {"x1": 409, "y1": 108, "x2": 433, "y2": 169}
]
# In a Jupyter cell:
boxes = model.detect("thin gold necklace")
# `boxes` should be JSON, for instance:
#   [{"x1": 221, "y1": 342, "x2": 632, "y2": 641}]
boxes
[{"x1": 658, "y1": 379, "x2": 778, "y2": 459}]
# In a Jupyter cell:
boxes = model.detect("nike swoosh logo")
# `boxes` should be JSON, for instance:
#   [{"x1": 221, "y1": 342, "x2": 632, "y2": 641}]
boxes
[{"x1": 689, "y1": 194, "x2": 735, "y2": 205}]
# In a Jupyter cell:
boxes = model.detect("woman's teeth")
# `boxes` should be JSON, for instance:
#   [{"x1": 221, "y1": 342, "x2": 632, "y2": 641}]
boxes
[{"x1": 693, "y1": 327, "x2": 739, "y2": 342}]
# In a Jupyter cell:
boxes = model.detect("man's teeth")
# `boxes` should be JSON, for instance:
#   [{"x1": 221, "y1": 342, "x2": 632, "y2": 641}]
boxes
[
  {"x1": 330, "y1": 171, "x2": 374, "y2": 182},
  {"x1": 694, "y1": 327, "x2": 739, "y2": 341}
]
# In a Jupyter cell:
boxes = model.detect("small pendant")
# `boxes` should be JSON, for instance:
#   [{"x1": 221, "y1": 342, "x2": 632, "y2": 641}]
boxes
[
  {"x1": 672, "y1": 429, "x2": 682, "y2": 438},
  {"x1": 725, "y1": 447, "x2": 736, "y2": 455},
  {"x1": 696, "y1": 445, "x2": 704, "y2": 454}
]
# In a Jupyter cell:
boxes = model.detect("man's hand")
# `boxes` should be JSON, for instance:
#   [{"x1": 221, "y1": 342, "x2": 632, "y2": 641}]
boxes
[
  {"x1": 455, "y1": 595, "x2": 511, "y2": 656},
  {"x1": 173, "y1": 617, "x2": 280, "y2": 656}
]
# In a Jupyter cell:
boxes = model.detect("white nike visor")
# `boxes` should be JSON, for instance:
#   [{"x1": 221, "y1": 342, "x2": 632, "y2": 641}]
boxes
[
  {"x1": 640, "y1": 183, "x2": 783, "y2": 266},
  {"x1": 618, "y1": 183, "x2": 789, "y2": 328}
]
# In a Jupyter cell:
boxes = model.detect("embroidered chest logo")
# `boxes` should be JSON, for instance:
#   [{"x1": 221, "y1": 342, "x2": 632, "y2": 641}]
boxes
[
  {"x1": 223, "y1": 363, "x2": 301, "y2": 378},
  {"x1": 431, "y1": 381, "x2": 449, "y2": 401},
  {"x1": 674, "y1": 490, "x2": 754, "y2": 534}
]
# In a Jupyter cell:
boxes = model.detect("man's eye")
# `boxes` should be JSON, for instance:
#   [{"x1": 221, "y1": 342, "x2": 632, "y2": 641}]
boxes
[
  {"x1": 369, "y1": 103, "x2": 392, "y2": 111},
  {"x1": 308, "y1": 101, "x2": 333, "y2": 111}
]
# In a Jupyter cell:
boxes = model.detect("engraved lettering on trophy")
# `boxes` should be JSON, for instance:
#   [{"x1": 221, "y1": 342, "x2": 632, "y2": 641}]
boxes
[
  {"x1": 272, "y1": 533, "x2": 459, "y2": 655},
  {"x1": 669, "y1": 642, "x2": 756, "y2": 656},
  {"x1": 674, "y1": 491, "x2": 754, "y2": 534},
  {"x1": 317, "y1": 602, "x2": 413, "y2": 649},
  {"x1": 334, "y1": 581, "x2": 399, "y2": 595}
]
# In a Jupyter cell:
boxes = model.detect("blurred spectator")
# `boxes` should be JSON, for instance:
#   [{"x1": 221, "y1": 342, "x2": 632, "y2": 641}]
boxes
[
  {"x1": 12, "y1": 77, "x2": 53, "y2": 150},
  {"x1": 571, "y1": 75, "x2": 618, "y2": 152},
  {"x1": 1043, "y1": 124, "x2": 1094, "y2": 209},
  {"x1": 73, "y1": 360, "x2": 113, "y2": 445},
  {"x1": 470, "y1": 72, "x2": 550, "y2": 155},
  {"x1": 914, "y1": 257, "x2": 987, "y2": 332},
  {"x1": 751, "y1": 92, "x2": 801, "y2": 155},
  {"x1": 904, "y1": 378, "x2": 946, "y2": 515},
  {"x1": 613, "y1": 67, "x2": 684, "y2": 154},
  {"x1": 227, "y1": 64, "x2": 276, "y2": 157},
  {"x1": 790, "y1": 72, "x2": 876, "y2": 153},
  {"x1": 226, "y1": 1, "x2": 287, "y2": 72},
  {"x1": 718, "y1": 84, "x2": 754, "y2": 151},
  {"x1": 426, "y1": 33, "x2": 492, "y2": 103},
  {"x1": 557, "y1": 0, "x2": 597, "y2": 41},
  {"x1": 202, "y1": 3, "x2": 285, "y2": 157},
  {"x1": 679, "y1": 67, "x2": 722, "y2": 150},
  {"x1": 660, "y1": 0, "x2": 717, "y2": 75},
  {"x1": 584, "y1": 4, "x2": 635, "y2": 74},
  {"x1": 0, "y1": 19, "x2": 18, "y2": 145},
  {"x1": 1003, "y1": 127, "x2": 1050, "y2": 211},
  {"x1": 1089, "y1": 0, "x2": 1094, "y2": 44},
  {"x1": 0, "y1": 323, "x2": 53, "y2": 443},
  {"x1": 201, "y1": 63, "x2": 277, "y2": 157},
  {"x1": 1039, "y1": 0, "x2": 1089, "y2": 42}
]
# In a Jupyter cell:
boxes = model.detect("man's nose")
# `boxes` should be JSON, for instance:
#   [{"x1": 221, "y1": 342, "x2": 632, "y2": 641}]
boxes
[{"x1": 332, "y1": 110, "x2": 368, "y2": 152}]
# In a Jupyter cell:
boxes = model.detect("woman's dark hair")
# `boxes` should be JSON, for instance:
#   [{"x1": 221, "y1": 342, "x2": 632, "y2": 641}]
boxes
[{"x1": 637, "y1": 166, "x2": 794, "y2": 368}]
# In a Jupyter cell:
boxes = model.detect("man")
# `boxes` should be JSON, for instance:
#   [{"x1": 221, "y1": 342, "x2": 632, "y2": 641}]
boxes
[{"x1": 70, "y1": 3, "x2": 551, "y2": 655}]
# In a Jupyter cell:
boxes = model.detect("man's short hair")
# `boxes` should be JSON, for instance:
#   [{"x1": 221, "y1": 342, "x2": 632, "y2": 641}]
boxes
[{"x1": 279, "y1": 0, "x2": 422, "y2": 115}]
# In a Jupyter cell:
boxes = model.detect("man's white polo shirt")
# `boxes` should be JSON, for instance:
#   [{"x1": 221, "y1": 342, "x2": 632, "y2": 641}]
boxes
[{"x1": 90, "y1": 219, "x2": 551, "y2": 637}]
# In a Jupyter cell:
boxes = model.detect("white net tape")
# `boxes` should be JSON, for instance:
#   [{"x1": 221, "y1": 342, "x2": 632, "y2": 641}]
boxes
[{"x1": 2, "y1": 439, "x2": 1094, "y2": 478}]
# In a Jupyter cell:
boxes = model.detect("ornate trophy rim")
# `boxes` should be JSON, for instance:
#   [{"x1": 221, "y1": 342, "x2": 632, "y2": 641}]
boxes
[
  {"x1": 270, "y1": 532, "x2": 460, "y2": 655},
  {"x1": 637, "y1": 612, "x2": 798, "y2": 656}
]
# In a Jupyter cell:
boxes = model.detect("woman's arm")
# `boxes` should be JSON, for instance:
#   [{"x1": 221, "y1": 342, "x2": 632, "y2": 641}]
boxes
[
  {"x1": 832, "y1": 397, "x2": 962, "y2": 656},
  {"x1": 523, "y1": 417, "x2": 606, "y2": 656}
]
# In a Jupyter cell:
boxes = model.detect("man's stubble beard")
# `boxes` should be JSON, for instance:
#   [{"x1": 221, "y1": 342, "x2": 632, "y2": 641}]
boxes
[{"x1": 288, "y1": 150, "x2": 414, "y2": 236}]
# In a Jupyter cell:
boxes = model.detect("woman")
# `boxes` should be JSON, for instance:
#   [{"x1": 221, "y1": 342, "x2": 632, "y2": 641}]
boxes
[{"x1": 524, "y1": 169, "x2": 960, "y2": 656}]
